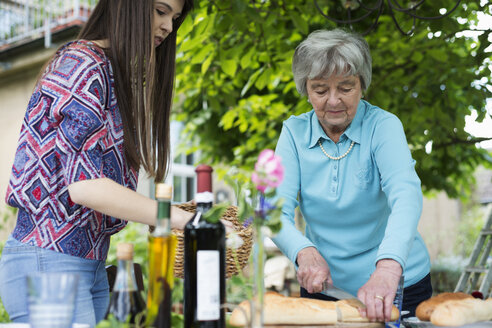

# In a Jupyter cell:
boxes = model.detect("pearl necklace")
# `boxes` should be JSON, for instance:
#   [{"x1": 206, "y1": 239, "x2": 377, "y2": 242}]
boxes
[{"x1": 318, "y1": 140, "x2": 355, "y2": 160}]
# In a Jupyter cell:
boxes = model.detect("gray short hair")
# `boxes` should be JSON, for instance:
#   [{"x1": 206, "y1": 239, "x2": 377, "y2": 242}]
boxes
[{"x1": 292, "y1": 28, "x2": 372, "y2": 96}]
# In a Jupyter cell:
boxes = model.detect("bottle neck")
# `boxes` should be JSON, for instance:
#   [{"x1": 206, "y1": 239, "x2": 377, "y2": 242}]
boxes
[
  {"x1": 195, "y1": 191, "x2": 213, "y2": 215},
  {"x1": 114, "y1": 259, "x2": 138, "y2": 292},
  {"x1": 196, "y1": 201, "x2": 213, "y2": 214},
  {"x1": 154, "y1": 198, "x2": 171, "y2": 236}
]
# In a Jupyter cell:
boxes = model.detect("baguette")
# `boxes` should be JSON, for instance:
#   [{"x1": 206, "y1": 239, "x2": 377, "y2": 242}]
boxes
[
  {"x1": 229, "y1": 292, "x2": 337, "y2": 326},
  {"x1": 430, "y1": 298, "x2": 492, "y2": 326},
  {"x1": 415, "y1": 292, "x2": 472, "y2": 321},
  {"x1": 336, "y1": 298, "x2": 399, "y2": 322},
  {"x1": 229, "y1": 292, "x2": 399, "y2": 326}
]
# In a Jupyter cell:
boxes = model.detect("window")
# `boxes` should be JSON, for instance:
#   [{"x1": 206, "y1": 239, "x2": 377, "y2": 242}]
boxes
[{"x1": 168, "y1": 122, "x2": 196, "y2": 203}]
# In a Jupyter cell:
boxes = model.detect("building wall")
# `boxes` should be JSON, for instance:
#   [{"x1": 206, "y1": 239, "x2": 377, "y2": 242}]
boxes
[
  {"x1": 419, "y1": 192, "x2": 461, "y2": 261},
  {"x1": 0, "y1": 65, "x2": 42, "y2": 241}
]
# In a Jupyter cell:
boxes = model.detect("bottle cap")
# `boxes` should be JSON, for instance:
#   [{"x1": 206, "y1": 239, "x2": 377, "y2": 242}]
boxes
[
  {"x1": 116, "y1": 243, "x2": 134, "y2": 260},
  {"x1": 196, "y1": 165, "x2": 213, "y2": 193},
  {"x1": 155, "y1": 183, "x2": 172, "y2": 199}
]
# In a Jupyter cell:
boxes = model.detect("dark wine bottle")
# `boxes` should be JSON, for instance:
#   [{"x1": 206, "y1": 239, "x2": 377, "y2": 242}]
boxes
[
  {"x1": 184, "y1": 165, "x2": 226, "y2": 328},
  {"x1": 146, "y1": 183, "x2": 177, "y2": 328},
  {"x1": 106, "y1": 243, "x2": 146, "y2": 326}
]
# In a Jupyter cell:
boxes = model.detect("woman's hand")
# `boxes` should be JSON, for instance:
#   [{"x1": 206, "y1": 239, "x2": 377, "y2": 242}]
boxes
[
  {"x1": 170, "y1": 205, "x2": 194, "y2": 229},
  {"x1": 170, "y1": 203, "x2": 234, "y2": 233},
  {"x1": 296, "y1": 247, "x2": 332, "y2": 294},
  {"x1": 357, "y1": 259, "x2": 402, "y2": 322}
]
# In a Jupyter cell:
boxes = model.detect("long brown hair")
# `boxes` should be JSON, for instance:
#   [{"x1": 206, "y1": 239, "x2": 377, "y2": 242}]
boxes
[{"x1": 78, "y1": 0, "x2": 193, "y2": 181}]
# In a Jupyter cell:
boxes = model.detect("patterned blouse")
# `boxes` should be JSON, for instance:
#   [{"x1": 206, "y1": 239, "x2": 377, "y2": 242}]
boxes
[{"x1": 5, "y1": 40, "x2": 138, "y2": 260}]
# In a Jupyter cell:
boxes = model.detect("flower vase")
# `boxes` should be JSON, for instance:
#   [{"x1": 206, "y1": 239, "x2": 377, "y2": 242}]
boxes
[{"x1": 250, "y1": 219, "x2": 266, "y2": 328}]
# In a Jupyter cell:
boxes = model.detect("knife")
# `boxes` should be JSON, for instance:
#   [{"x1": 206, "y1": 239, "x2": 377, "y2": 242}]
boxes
[{"x1": 322, "y1": 280, "x2": 359, "y2": 300}]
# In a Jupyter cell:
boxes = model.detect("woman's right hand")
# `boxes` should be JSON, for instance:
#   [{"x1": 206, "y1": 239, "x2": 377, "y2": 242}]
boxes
[{"x1": 296, "y1": 246, "x2": 332, "y2": 294}]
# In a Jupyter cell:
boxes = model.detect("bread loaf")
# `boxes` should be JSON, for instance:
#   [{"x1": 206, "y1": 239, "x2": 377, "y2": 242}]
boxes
[
  {"x1": 336, "y1": 298, "x2": 399, "y2": 322},
  {"x1": 415, "y1": 292, "x2": 472, "y2": 321},
  {"x1": 229, "y1": 292, "x2": 399, "y2": 326},
  {"x1": 430, "y1": 298, "x2": 492, "y2": 326},
  {"x1": 229, "y1": 292, "x2": 337, "y2": 326}
]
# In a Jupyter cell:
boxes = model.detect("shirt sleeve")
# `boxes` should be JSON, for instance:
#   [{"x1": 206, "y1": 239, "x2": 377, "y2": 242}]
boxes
[
  {"x1": 48, "y1": 51, "x2": 109, "y2": 185},
  {"x1": 272, "y1": 123, "x2": 317, "y2": 266},
  {"x1": 373, "y1": 115, "x2": 423, "y2": 270}
]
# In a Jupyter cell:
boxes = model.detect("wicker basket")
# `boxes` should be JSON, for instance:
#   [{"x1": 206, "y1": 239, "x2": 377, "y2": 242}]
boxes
[{"x1": 172, "y1": 204, "x2": 253, "y2": 279}]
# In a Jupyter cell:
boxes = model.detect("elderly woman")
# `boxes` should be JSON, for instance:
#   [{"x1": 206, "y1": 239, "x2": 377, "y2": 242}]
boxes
[{"x1": 272, "y1": 28, "x2": 432, "y2": 322}]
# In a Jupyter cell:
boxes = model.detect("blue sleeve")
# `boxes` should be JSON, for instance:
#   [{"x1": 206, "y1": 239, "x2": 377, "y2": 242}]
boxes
[
  {"x1": 373, "y1": 115, "x2": 423, "y2": 270},
  {"x1": 272, "y1": 123, "x2": 316, "y2": 266}
]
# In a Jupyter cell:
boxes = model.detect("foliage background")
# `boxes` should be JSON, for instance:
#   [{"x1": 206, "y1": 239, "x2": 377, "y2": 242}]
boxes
[{"x1": 174, "y1": 0, "x2": 492, "y2": 199}]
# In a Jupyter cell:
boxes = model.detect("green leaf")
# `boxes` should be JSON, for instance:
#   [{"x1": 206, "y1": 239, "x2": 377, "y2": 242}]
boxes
[
  {"x1": 412, "y1": 51, "x2": 424, "y2": 63},
  {"x1": 177, "y1": 15, "x2": 194, "y2": 40},
  {"x1": 220, "y1": 110, "x2": 237, "y2": 130},
  {"x1": 221, "y1": 59, "x2": 238, "y2": 77},
  {"x1": 179, "y1": 34, "x2": 207, "y2": 52},
  {"x1": 241, "y1": 67, "x2": 264, "y2": 97},
  {"x1": 171, "y1": 312, "x2": 184, "y2": 328},
  {"x1": 289, "y1": 11, "x2": 308, "y2": 34},
  {"x1": 203, "y1": 203, "x2": 229, "y2": 223},
  {"x1": 240, "y1": 47, "x2": 254, "y2": 69},
  {"x1": 201, "y1": 55, "x2": 213, "y2": 74},
  {"x1": 264, "y1": 189, "x2": 277, "y2": 199},
  {"x1": 427, "y1": 49, "x2": 449, "y2": 62},
  {"x1": 191, "y1": 43, "x2": 214, "y2": 64},
  {"x1": 231, "y1": 0, "x2": 247, "y2": 12},
  {"x1": 254, "y1": 68, "x2": 271, "y2": 90},
  {"x1": 265, "y1": 212, "x2": 282, "y2": 235},
  {"x1": 237, "y1": 195, "x2": 253, "y2": 222}
]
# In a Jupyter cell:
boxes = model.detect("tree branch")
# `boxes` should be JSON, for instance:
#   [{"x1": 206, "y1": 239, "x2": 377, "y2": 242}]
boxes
[{"x1": 434, "y1": 137, "x2": 492, "y2": 149}]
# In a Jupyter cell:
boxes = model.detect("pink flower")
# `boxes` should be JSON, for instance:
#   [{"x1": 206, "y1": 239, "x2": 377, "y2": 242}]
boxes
[{"x1": 251, "y1": 149, "x2": 284, "y2": 193}]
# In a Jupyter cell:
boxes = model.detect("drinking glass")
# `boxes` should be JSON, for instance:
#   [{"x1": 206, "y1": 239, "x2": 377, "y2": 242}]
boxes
[
  {"x1": 27, "y1": 272, "x2": 79, "y2": 328},
  {"x1": 385, "y1": 275, "x2": 404, "y2": 328}
]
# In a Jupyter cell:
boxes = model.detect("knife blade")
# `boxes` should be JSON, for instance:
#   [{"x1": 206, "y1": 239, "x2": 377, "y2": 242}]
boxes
[{"x1": 321, "y1": 280, "x2": 358, "y2": 300}]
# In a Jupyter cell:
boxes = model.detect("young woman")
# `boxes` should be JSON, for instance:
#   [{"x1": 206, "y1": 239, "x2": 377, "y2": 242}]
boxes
[{"x1": 0, "y1": 0, "x2": 193, "y2": 326}]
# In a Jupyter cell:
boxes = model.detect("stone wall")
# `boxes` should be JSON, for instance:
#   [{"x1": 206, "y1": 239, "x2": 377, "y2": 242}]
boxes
[{"x1": 0, "y1": 66, "x2": 41, "y2": 241}]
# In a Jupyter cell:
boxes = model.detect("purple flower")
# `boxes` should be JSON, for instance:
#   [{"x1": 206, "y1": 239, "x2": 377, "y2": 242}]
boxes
[
  {"x1": 255, "y1": 195, "x2": 275, "y2": 219},
  {"x1": 243, "y1": 217, "x2": 253, "y2": 228}
]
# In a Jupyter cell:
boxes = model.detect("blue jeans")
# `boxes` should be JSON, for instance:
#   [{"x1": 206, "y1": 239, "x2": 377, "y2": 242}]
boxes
[{"x1": 0, "y1": 235, "x2": 110, "y2": 327}]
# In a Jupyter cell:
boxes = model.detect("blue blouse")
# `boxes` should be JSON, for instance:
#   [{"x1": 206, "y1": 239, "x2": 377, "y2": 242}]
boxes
[{"x1": 272, "y1": 99, "x2": 431, "y2": 296}]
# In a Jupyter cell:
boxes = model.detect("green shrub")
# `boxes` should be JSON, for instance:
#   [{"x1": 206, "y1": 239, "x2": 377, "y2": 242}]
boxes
[
  {"x1": 107, "y1": 222, "x2": 151, "y2": 287},
  {"x1": 0, "y1": 297, "x2": 10, "y2": 323},
  {"x1": 430, "y1": 256, "x2": 467, "y2": 294},
  {"x1": 0, "y1": 241, "x2": 10, "y2": 323},
  {"x1": 454, "y1": 204, "x2": 485, "y2": 258}
]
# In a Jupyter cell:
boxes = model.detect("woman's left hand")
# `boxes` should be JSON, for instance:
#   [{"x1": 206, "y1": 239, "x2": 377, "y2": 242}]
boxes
[
  {"x1": 170, "y1": 205, "x2": 194, "y2": 229},
  {"x1": 357, "y1": 259, "x2": 402, "y2": 322},
  {"x1": 170, "y1": 204, "x2": 234, "y2": 233}
]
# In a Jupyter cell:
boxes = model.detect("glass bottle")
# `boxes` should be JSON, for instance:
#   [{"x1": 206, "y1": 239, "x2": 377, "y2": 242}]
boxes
[
  {"x1": 184, "y1": 165, "x2": 226, "y2": 328},
  {"x1": 146, "y1": 183, "x2": 178, "y2": 328},
  {"x1": 106, "y1": 242, "x2": 146, "y2": 326}
]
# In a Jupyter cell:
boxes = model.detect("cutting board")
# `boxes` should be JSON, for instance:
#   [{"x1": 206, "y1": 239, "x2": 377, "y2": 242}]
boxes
[{"x1": 403, "y1": 318, "x2": 492, "y2": 327}]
